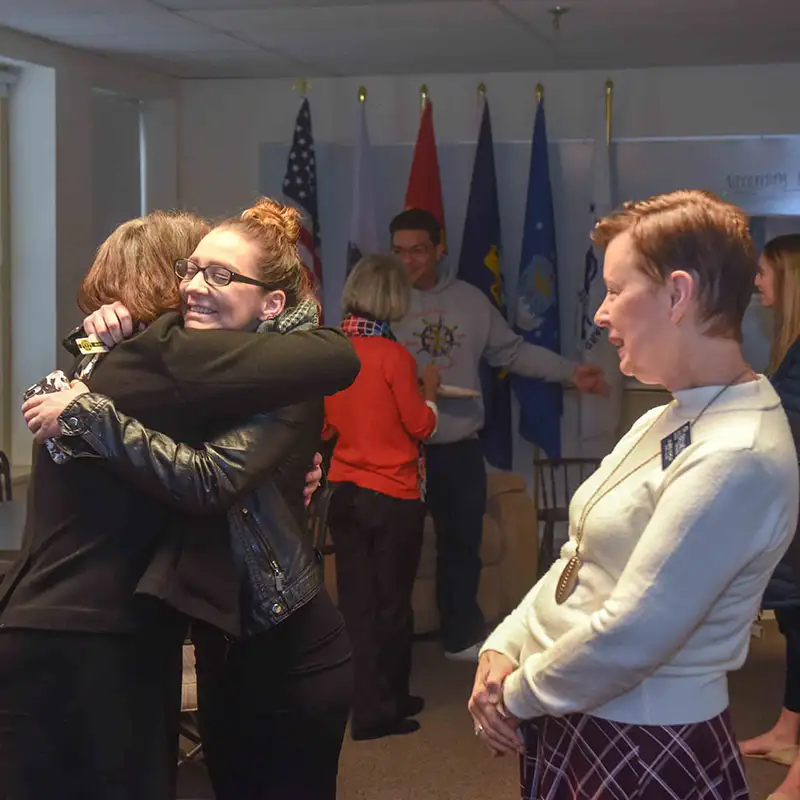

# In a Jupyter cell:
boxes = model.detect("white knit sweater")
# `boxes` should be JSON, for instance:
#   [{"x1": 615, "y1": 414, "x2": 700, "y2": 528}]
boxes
[{"x1": 483, "y1": 376, "x2": 799, "y2": 725}]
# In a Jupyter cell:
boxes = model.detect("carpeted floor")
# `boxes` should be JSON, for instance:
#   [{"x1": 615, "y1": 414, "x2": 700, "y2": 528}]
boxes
[{"x1": 177, "y1": 622, "x2": 791, "y2": 799}]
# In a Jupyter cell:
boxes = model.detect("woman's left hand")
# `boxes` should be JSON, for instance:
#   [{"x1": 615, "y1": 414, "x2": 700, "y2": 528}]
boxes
[
  {"x1": 304, "y1": 452, "x2": 323, "y2": 507},
  {"x1": 22, "y1": 381, "x2": 90, "y2": 442},
  {"x1": 469, "y1": 650, "x2": 524, "y2": 756}
]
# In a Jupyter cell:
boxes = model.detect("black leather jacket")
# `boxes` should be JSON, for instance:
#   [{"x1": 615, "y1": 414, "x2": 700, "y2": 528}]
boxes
[{"x1": 58, "y1": 392, "x2": 325, "y2": 637}]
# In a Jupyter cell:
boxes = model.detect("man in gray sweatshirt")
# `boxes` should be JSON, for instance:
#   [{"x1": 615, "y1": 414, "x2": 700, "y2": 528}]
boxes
[{"x1": 390, "y1": 209, "x2": 608, "y2": 661}]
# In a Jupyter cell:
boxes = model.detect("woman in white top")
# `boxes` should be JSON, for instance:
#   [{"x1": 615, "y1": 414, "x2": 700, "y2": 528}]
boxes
[{"x1": 469, "y1": 189, "x2": 800, "y2": 799}]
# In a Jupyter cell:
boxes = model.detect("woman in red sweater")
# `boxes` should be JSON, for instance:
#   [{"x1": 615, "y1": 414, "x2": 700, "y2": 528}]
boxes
[{"x1": 325, "y1": 254, "x2": 439, "y2": 741}]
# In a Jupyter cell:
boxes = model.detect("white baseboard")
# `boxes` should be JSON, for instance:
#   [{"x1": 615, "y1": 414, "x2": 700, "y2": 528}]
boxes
[{"x1": 10, "y1": 465, "x2": 29, "y2": 485}]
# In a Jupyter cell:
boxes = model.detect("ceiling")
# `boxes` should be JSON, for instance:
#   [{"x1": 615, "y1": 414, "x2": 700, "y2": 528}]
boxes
[{"x1": 0, "y1": 0, "x2": 799, "y2": 80}]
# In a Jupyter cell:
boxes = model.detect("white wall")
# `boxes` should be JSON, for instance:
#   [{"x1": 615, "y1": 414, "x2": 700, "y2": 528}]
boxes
[
  {"x1": 0, "y1": 25, "x2": 180, "y2": 465},
  {"x1": 8, "y1": 61, "x2": 56, "y2": 468},
  {"x1": 179, "y1": 62, "x2": 800, "y2": 485},
  {"x1": 180, "y1": 63, "x2": 800, "y2": 324},
  {"x1": 180, "y1": 62, "x2": 800, "y2": 218},
  {"x1": 179, "y1": 63, "x2": 800, "y2": 481},
  {"x1": 92, "y1": 90, "x2": 142, "y2": 247}
]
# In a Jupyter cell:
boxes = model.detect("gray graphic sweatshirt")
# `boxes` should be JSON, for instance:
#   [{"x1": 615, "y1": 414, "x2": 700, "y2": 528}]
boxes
[{"x1": 392, "y1": 269, "x2": 577, "y2": 445}]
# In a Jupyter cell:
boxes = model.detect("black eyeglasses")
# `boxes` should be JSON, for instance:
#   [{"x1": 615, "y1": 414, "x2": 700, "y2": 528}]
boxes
[{"x1": 174, "y1": 259, "x2": 276, "y2": 290}]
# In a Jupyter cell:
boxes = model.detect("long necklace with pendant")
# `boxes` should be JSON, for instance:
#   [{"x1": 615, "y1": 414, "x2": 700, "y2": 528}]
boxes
[{"x1": 554, "y1": 369, "x2": 755, "y2": 605}]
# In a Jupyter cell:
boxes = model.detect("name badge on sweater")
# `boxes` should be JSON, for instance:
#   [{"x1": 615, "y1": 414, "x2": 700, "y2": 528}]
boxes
[{"x1": 661, "y1": 422, "x2": 691, "y2": 470}]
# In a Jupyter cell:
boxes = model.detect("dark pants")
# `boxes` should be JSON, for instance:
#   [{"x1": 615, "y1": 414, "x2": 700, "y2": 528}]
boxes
[
  {"x1": 0, "y1": 617, "x2": 184, "y2": 800},
  {"x1": 426, "y1": 438, "x2": 487, "y2": 652},
  {"x1": 328, "y1": 483, "x2": 425, "y2": 733},
  {"x1": 775, "y1": 607, "x2": 800, "y2": 712},
  {"x1": 193, "y1": 589, "x2": 353, "y2": 800},
  {"x1": 762, "y1": 560, "x2": 800, "y2": 712}
]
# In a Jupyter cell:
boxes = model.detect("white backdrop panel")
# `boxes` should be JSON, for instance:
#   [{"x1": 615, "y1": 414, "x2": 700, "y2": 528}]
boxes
[{"x1": 260, "y1": 136, "x2": 800, "y2": 466}]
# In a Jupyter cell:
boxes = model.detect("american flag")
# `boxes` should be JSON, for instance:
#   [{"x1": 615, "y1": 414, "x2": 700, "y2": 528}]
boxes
[{"x1": 283, "y1": 98, "x2": 323, "y2": 301}]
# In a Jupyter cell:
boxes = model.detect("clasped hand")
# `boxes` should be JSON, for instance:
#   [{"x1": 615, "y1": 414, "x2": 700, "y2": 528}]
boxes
[
  {"x1": 468, "y1": 650, "x2": 524, "y2": 757},
  {"x1": 22, "y1": 382, "x2": 90, "y2": 443}
]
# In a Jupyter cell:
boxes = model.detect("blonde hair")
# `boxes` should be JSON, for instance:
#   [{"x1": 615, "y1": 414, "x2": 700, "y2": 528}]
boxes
[
  {"x1": 591, "y1": 189, "x2": 756, "y2": 342},
  {"x1": 216, "y1": 197, "x2": 315, "y2": 308},
  {"x1": 79, "y1": 210, "x2": 209, "y2": 322},
  {"x1": 762, "y1": 234, "x2": 800, "y2": 372},
  {"x1": 342, "y1": 254, "x2": 410, "y2": 322}
]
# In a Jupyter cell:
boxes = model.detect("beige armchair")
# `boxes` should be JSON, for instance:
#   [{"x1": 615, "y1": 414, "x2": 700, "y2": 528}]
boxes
[{"x1": 322, "y1": 471, "x2": 539, "y2": 634}]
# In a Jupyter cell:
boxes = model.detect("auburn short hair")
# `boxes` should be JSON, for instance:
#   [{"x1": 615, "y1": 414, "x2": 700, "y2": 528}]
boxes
[
  {"x1": 78, "y1": 210, "x2": 210, "y2": 322},
  {"x1": 591, "y1": 189, "x2": 756, "y2": 341}
]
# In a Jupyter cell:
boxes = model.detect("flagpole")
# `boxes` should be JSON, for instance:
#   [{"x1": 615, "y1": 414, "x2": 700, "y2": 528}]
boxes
[
  {"x1": 291, "y1": 78, "x2": 309, "y2": 97},
  {"x1": 477, "y1": 82, "x2": 486, "y2": 134},
  {"x1": 532, "y1": 78, "x2": 548, "y2": 500},
  {"x1": 605, "y1": 79, "x2": 613, "y2": 151},
  {"x1": 419, "y1": 83, "x2": 428, "y2": 114},
  {"x1": 534, "y1": 82, "x2": 544, "y2": 479}
]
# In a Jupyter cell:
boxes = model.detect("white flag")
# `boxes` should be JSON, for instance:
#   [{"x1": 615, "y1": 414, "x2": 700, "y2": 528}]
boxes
[
  {"x1": 346, "y1": 99, "x2": 379, "y2": 272},
  {"x1": 575, "y1": 116, "x2": 623, "y2": 457}
]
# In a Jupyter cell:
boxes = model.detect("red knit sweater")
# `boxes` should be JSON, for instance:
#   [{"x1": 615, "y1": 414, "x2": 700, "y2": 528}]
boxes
[{"x1": 324, "y1": 336, "x2": 437, "y2": 500}]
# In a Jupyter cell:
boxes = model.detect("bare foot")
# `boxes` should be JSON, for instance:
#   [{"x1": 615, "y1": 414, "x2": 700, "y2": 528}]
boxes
[
  {"x1": 740, "y1": 729, "x2": 798, "y2": 758},
  {"x1": 740, "y1": 711, "x2": 800, "y2": 760},
  {"x1": 767, "y1": 783, "x2": 800, "y2": 800},
  {"x1": 770, "y1": 746, "x2": 800, "y2": 800}
]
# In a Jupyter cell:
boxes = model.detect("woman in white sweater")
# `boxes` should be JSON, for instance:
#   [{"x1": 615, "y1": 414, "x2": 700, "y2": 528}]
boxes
[{"x1": 469, "y1": 189, "x2": 800, "y2": 799}]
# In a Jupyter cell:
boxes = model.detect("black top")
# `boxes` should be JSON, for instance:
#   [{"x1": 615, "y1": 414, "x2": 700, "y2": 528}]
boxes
[
  {"x1": 0, "y1": 313, "x2": 360, "y2": 633},
  {"x1": 772, "y1": 337, "x2": 800, "y2": 579}
]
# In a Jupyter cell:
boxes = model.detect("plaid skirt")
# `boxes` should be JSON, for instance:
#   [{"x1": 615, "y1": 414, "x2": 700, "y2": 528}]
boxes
[{"x1": 520, "y1": 710, "x2": 748, "y2": 800}]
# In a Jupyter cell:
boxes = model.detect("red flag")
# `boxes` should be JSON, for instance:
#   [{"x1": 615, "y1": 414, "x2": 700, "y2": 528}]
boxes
[{"x1": 405, "y1": 101, "x2": 447, "y2": 251}]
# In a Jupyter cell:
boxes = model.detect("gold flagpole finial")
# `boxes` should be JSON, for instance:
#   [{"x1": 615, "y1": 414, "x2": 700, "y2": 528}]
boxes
[
  {"x1": 536, "y1": 82, "x2": 544, "y2": 106},
  {"x1": 478, "y1": 82, "x2": 487, "y2": 102},
  {"x1": 292, "y1": 78, "x2": 309, "y2": 96},
  {"x1": 358, "y1": 85, "x2": 367, "y2": 104},
  {"x1": 420, "y1": 83, "x2": 429, "y2": 113},
  {"x1": 605, "y1": 78, "x2": 614, "y2": 151}
]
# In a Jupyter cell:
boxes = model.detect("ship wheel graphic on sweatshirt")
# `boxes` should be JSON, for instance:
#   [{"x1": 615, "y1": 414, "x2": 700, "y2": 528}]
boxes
[{"x1": 414, "y1": 315, "x2": 460, "y2": 367}]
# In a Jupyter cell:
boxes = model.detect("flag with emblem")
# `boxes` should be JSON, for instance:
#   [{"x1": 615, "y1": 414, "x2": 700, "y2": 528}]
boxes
[
  {"x1": 347, "y1": 96, "x2": 379, "y2": 273},
  {"x1": 576, "y1": 113, "x2": 623, "y2": 455},
  {"x1": 405, "y1": 99, "x2": 447, "y2": 251},
  {"x1": 283, "y1": 98, "x2": 323, "y2": 305},
  {"x1": 513, "y1": 98, "x2": 563, "y2": 458},
  {"x1": 457, "y1": 99, "x2": 512, "y2": 469}
]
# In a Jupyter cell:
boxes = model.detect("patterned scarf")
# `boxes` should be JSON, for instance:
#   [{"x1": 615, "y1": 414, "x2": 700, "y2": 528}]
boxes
[
  {"x1": 339, "y1": 315, "x2": 427, "y2": 501},
  {"x1": 258, "y1": 297, "x2": 320, "y2": 335},
  {"x1": 339, "y1": 314, "x2": 396, "y2": 341}
]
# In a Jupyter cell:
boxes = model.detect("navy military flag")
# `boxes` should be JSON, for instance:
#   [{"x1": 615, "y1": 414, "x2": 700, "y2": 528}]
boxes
[
  {"x1": 457, "y1": 99, "x2": 512, "y2": 470},
  {"x1": 512, "y1": 98, "x2": 563, "y2": 458}
]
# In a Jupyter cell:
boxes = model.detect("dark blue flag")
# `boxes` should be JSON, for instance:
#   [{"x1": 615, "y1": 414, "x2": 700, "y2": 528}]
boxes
[
  {"x1": 457, "y1": 100, "x2": 512, "y2": 470},
  {"x1": 512, "y1": 99, "x2": 563, "y2": 458}
]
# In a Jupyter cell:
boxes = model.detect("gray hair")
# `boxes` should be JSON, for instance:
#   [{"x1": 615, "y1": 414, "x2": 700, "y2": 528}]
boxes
[{"x1": 341, "y1": 254, "x2": 411, "y2": 322}]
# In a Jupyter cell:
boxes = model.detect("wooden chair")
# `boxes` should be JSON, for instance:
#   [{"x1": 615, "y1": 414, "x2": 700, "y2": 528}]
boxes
[
  {"x1": 0, "y1": 450, "x2": 11, "y2": 502},
  {"x1": 533, "y1": 457, "x2": 601, "y2": 579}
]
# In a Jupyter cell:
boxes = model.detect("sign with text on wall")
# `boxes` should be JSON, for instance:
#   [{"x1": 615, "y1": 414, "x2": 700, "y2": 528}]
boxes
[{"x1": 617, "y1": 135, "x2": 800, "y2": 217}]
